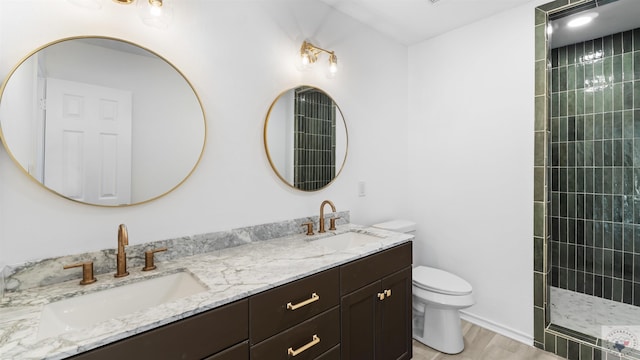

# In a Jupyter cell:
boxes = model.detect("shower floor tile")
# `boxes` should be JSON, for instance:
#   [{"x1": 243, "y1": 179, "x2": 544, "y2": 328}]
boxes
[{"x1": 550, "y1": 286, "x2": 640, "y2": 340}]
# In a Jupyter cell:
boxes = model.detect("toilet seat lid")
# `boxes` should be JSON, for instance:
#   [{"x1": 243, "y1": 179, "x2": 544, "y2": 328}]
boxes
[{"x1": 413, "y1": 266, "x2": 472, "y2": 296}]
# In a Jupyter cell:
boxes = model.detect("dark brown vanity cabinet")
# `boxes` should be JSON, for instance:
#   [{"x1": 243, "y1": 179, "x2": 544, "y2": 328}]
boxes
[
  {"x1": 249, "y1": 268, "x2": 341, "y2": 359},
  {"x1": 340, "y1": 243, "x2": 413, "y2": 360},
  {"x1": 66, "y1": 242, "x2": 412, "y2": 360},
  {"x1": 204, "y1": 341, "x2": 249, "y2": 360},
  {"x1": 69, "y1": 299, "x2": 249, "y2": 360}
]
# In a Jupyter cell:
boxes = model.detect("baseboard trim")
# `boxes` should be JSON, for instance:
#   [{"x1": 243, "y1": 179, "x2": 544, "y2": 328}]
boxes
[{"x1": 460, "y1": 311, "x2": 533, "y2": 346}]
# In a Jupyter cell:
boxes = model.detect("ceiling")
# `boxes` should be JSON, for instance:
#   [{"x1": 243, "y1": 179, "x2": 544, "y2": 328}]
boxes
[
  {"x1": 549, "y1": 0, "x2": 640, "y2": 48},
  {"x1": 318, "y1": 0, "x2": 535, "y2": 46},
  {"x1": 318, "y1": 0, "x2": 640, "y2": 47}
]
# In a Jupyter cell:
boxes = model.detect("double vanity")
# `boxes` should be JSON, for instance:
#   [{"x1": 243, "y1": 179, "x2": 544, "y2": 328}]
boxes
[
  {"x1": 0, "y1": 221, "x2": 413, "y2": 359},
  {"x1": 0, "y1": 36, "x2": 404, "y2": 359}
]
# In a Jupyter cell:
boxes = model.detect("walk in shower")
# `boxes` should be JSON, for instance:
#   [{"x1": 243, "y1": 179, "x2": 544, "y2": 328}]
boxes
[{"x1": 547, "y1": 0, "x2": 640, "y2": 356}]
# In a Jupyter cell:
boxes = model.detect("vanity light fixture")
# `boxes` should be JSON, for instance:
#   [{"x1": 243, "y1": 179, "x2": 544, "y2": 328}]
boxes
[
  {"x1": 69, "y1": 0, "x2": 172, "y2": 28},
  {"x1": 136, "y1": 0, "x2": 173, "y2": 29},
  {"x1": 300, "y1": 41, "x2": 338, "y2": 77}
]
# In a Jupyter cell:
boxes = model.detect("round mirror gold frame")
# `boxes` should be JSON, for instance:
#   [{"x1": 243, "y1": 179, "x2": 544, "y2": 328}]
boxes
[
  {"x1": 264, "y1": 86, "x2": 348, "y2": 191},
  {"x1": 0, "y1": 36, "x2": 206, "y2": 206}
]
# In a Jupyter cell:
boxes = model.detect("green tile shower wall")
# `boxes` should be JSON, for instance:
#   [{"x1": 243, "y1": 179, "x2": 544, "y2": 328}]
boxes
[
  {"x1": 549, "y1": 28, "x2": 640, "y2": 306},
  {"x1": 294, "y1": 89, "x2": 337, "y2": 191},
  {"x1": 533, "y1": 1, "x2": 640, "y2": 359}
]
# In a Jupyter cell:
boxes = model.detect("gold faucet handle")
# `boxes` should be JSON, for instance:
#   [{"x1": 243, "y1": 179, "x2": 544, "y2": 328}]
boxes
[
  {"x1": 64, "y1": 261, "x2": 97, "y2": 285},
  {"x1": 302, "y1": 222, "x2": 315, "y2": 236},
  {"x1": 329, "y1": 217, "x2": 341, "y2": 231},
  {"x1": 142, "y1": 247, "x2": 168, "y2": 271}
]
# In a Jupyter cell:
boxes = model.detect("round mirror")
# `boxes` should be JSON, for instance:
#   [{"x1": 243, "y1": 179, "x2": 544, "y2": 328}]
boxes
[
  {"x1": 0, "y1": 37, "x2": 206, "y2": 206},
  {"x1": 264, "y1": 86, "x2": 348, "y2": 191}
]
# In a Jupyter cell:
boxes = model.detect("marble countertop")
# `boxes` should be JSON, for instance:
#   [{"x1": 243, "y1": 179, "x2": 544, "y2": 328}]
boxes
[{"x1": 0, "y1": 224, "x2": 412, "y2": 360}]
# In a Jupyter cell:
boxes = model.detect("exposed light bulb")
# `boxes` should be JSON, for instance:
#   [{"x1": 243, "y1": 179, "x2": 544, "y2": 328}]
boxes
[
  {"x1": 138, "y1": 0, "x2": 172, "y2": 29},
  {"x1": 150, "y1": 6, "x2": 162, "y2": 16},
  {"x1": 301, "y1": 53, "x2": 311, "y2": 66},
  {"x1": 328, "y1": 54, "x2": 338, "y2": 74},
  {"x1": 149, "y1": 0, "x2": 163, "y2": 16}
]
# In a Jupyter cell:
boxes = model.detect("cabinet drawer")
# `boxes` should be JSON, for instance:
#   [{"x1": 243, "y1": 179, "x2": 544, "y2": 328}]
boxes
[
  {"x1": 340, "y1": 242, "x2": 412, "y2": 295},
  {"x1": 250, "y1": 307, "x2": 340, "y2": 360},
  {"x1": 250, "y1": 268, "x2": 339, "y2": 344},
  {"x1": 316, "y1": 344, "x2": 340, "y2": 360},
  {"x1": 204, "y1": 341, "x2": 248, "y2": 360},
  {"x1": 70, "y1": 299, "x2": 248, "y2": 360}
]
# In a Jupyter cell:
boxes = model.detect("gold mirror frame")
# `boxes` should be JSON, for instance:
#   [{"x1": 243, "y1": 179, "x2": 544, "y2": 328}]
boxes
[
  {"x1": 0, "y1": 36, "x2": 206, "y2": 207},
  {"x1": 264, "y1": 86, "x2": 348, "y2": 191}
]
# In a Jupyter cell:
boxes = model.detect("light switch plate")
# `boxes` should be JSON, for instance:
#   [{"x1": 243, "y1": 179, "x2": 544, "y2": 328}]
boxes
[{"x1": 358, "y1": 181, "x2": 366, "y2": 197}]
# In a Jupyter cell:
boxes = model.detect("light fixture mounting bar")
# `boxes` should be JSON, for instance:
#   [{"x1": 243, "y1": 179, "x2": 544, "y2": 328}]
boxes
[{"x1": 301, "y1": 41, "x2": 335, "y2": 63}]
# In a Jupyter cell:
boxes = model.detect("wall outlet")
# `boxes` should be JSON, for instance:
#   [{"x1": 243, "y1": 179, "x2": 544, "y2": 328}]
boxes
[{"x1": 358, "y1": 181, "x2": 366, "y2": 197}]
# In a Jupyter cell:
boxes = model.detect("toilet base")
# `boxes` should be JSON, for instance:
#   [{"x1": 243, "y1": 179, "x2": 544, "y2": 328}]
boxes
[{"x1": 413, "y1": 303, "x2": 465, "y2": 354}]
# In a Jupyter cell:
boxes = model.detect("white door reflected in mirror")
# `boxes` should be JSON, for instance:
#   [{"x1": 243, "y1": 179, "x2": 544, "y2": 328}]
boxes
[
  {"x1": 44, "y1": 78, "x2": 133, "y2": 205},
  {"x1": 0, "y1": 37, "x2": 206, "y2": 206}
]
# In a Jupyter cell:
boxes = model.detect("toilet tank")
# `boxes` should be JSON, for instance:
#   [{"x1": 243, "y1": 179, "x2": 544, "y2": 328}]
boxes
[
  {"x1": 372, "y1": 220, "x2": 416, "y2": 234},
  {"x1": 373, "y1": 220, "x2": 417, "y2": 265}
]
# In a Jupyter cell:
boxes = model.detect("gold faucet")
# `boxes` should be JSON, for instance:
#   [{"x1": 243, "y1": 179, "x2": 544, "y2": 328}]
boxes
[
  {"x1": 115, "y1": 224, "x2": 129, "y2": 278},
  {"x1": 319, "y1": 200, "x2": 336, "y2": 233}
]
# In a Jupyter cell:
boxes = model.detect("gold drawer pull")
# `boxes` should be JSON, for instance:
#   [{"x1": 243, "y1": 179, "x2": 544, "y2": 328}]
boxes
[
  {"x1": 287, "y1": 293, "x2": 319, "y2": 311},
  {"x1": 378, "y1": 292, "x2": 385, "y2": 300},
  {"x1": 287, "y1": 334, "x2": 320, "y2": 356},
  {"x1": 385, "y1": 289, "x2": 392, "y2": 297}
]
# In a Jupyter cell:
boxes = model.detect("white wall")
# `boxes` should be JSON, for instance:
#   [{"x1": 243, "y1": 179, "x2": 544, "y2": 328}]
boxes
[
  {"x1": 0, "y1": 0, "x2": 550, "y2": 346},
  {"x1": 407, "y1": 1, "x2": 545, "y2": 344},
  {"x1": 0, "y1": 0, "x2": 408, "y2": 265}
]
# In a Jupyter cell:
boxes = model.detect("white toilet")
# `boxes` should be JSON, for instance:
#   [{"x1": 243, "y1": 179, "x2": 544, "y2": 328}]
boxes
[{"x1": 372, "y1": 220, "x2": 474, "y2": 355}]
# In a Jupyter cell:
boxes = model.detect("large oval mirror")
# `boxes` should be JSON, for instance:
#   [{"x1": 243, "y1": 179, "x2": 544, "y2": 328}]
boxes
[
  {"x1": 0, "y1": 37, "x2": 206, "y2": 206},
  {"x1": 264, "y1": 86, "x2": 348, "y2": 191}
]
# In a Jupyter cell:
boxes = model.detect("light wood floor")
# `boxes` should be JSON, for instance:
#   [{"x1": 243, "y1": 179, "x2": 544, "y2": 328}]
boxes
[{"x1": 412, "y1": 321, "x2": 564, "y2": 360}]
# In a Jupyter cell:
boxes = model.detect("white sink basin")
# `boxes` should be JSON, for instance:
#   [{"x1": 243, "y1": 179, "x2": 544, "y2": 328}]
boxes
[
  {"x1": 312, "y1": 231, "x2": 382, "y2": 251},
  {"x1": 37, "y1": 271, "x2": 207, "y2": 340}
]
